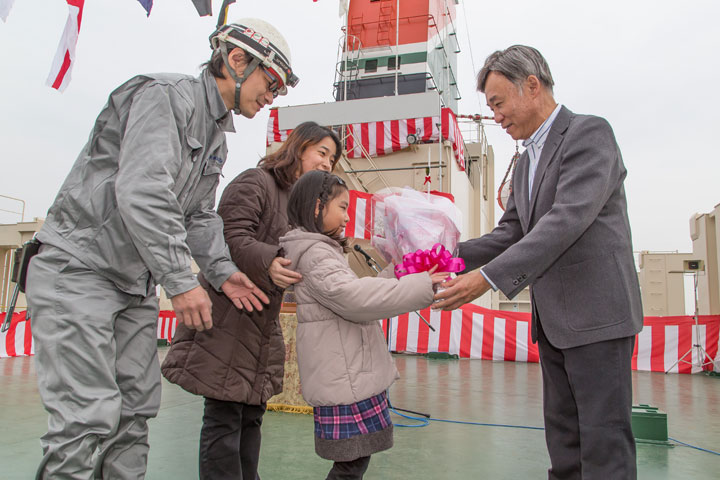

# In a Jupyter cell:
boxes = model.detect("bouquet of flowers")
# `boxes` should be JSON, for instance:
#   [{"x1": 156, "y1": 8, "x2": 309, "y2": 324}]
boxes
[{"x1": 371, "y1": 187, "x2": 465, "y2": 278}]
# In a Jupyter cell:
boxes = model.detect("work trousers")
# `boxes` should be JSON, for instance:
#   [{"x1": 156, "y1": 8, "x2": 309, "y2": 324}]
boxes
[
  {"x1": 537, "y1": 321, "x2": 636, "y2": 480},
  {"x1": 326, "y1": 456, "x2": 371, "y2": 480},
  {"x1": 27, "y1": 245, "x2": 162, "y2": 480},
  {"x1": 199, "y1": 397, "x2": 266, "y2": 480}
]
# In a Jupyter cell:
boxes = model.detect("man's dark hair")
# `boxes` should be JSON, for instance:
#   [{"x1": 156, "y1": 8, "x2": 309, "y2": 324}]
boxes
[
  {"x1": 202, "y1": 48, "x2": 254, "y2": 79},
  {"x1": 259, "y1": 122, "x2": 342, "y2": 190},
  {"x1": 477, "y1": 45, "x2": 554, "y2": 94},
  {"x1": 287, "y1": 170, "x2": 349, "y2": 250}
]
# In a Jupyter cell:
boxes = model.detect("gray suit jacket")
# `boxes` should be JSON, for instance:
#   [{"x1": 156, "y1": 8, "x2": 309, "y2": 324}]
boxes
[{"x1": 459, "y1": 106, "x2": 643, "y2": 348}]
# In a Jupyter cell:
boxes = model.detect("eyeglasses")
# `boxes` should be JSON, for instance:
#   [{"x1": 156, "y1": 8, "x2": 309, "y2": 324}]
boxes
[{"x1": 262, "y1": 67, "x2": 282, "y2": 98}]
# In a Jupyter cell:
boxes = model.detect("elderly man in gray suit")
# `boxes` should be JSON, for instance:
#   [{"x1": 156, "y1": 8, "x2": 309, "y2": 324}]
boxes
[{"x1": 434, "y1": 45, "x2": 643, "y2": 479}]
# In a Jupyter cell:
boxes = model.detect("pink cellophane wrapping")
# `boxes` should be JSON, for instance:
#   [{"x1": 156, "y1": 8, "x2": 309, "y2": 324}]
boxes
[{"x1": 371, "y1": 187, "x2": 463, "y2": 265}]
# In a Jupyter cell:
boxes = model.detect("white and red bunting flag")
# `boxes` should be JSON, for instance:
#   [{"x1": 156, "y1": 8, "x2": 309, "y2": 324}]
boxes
[
  {"x1": 0, "y1": 0, "x2": 16, "y2": 22},
  {"x1": 46, "y1": 0, "x2": 85, "y2": 92}
]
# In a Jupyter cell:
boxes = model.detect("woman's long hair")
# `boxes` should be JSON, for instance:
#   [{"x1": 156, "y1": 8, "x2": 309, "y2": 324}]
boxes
[
  {"x1": 287, "y1": 170, "x2": 349, "y2": 251},
  {"x1": 259, "y1": 121, "x2": 342, "y2": 189}
]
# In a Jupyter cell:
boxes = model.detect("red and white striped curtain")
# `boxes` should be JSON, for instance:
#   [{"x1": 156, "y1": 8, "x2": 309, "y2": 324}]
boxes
[
  {"x1": 8, "y1": 304, "x2": 720, "y2": 373},
  {"x1": 441, "y1": 107, "x2": 466, "y2": 171},
  {"x1": 266, "y1": 108, "x2": 467, "y2": 171},
  {"x1": 0, "y1": 311, "x2": 33, "y2": 357},
  {"x1": 384, "y1": 305, "x2": 539, "y2": 362},
  {"x1": 266, "y1": 109, "x2": 291, "y2": 146},
  {"x1": 157, "y1": 310, "x2": 178, "y2": 342},
  {"x1": 2, "y1": 310, "x2": 719, "y2": 374},
  {"x1": 633, "y1": 315, "x2": 720, "y2": 374},
  {"x1": 384, "y1": 305, "x2": 720, "y2": 374},
  {"x1": 345, "y1": 116, "x2": 440, "y2": 158},
  {"x1": 343, "y1": 190, "x2": 373, "y2": 240}
]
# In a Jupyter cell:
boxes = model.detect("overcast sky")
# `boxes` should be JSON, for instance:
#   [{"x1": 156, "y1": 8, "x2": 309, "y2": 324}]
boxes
[{"x1": 1, "y1": 0, "x2": 718, "y2": 256}]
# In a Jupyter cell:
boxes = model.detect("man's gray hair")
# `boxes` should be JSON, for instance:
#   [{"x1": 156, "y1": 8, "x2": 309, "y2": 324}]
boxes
[{"x1": 477, "y1": 45, "x2": 554, "y2": 94}]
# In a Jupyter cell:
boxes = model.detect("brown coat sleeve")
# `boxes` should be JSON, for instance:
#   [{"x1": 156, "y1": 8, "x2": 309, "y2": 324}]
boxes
[{"x1": 217, "y1": 168, "x2": 282, "y2": 291}]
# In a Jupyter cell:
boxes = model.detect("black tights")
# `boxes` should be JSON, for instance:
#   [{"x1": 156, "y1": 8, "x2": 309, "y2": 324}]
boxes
[{"x1": 326, "y1": 456, "x2": 371, "y2": 480}]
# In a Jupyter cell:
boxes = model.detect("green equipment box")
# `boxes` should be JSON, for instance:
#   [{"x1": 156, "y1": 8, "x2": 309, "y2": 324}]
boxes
[{"x1": 632, "y1": 404, "x2": 670, "y2": 445}]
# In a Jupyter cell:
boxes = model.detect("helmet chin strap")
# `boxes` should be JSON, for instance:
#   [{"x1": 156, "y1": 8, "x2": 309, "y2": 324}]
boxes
[{"x1": 219, "y1": 42, "x2": 261, "y2": 115}]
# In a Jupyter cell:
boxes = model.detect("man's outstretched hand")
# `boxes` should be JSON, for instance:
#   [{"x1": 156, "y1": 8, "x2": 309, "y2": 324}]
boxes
[
  {"x1": 171, "y1": 286, "x2": 213, "y2": 331},
  {"x1": 222, "y1": 271, "x2": 270, "y2": 312},
  {"x1": 432, "y1": 272, "x2": 491, "y2": 311}
]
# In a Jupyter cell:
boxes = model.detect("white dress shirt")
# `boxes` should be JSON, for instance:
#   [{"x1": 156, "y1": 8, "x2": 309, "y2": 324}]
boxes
[
  {"x1": 479, "y1": 103, "x2": 562, "y2": 292},
  {"x1": 524, "y1": 103, "x2": 562, "y2": 197}
]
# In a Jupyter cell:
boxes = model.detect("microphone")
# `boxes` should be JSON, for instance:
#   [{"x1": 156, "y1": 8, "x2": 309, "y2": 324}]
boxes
[
  {"x1": 353, "y1": 244, "x2": 374, "y2": 263},
  {"x1": 353, "y1": 244, "x2": 382, "y2": 273}
]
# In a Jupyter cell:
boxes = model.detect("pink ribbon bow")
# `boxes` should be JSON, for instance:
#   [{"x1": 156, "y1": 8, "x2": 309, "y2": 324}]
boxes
[{"x1": 394, "y1": 243, "x2": 465, "y2": 279}]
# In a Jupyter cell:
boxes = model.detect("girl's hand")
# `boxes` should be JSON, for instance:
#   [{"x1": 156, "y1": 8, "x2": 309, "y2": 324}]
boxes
[
  {"x1": 427, "y1": 265, "x2": 450, "y2": 285},
  {"x1": 269, "y1": 257, "x2": 302, "y2": 289},
  {"x1": 430, "y1": 272, "x2": 450, "y2": 285}
]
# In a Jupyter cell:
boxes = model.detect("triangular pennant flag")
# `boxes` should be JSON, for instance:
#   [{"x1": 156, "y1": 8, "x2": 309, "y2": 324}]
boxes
[
  {"x1": 0, "y1": 0, "x2": 16, "y2": 22},
  {"x1": 137, "y1": 0, "x2": 152, "y2": 16},
  {"x1": 191, "y1": 0, "x2": 212, "y2": 17},
  {"x1": 216, "y1": 0, "x2": 236, "y2": 29},
  {"x1": 339, "y1": 0, "x2": 349, "y2": 17},
  {"x1": 46, "y1": 0, "x2": 85, "y2": 92}
]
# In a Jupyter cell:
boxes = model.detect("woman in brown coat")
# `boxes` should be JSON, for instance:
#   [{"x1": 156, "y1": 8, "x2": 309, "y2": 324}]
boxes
[{"x1": 161, "y1": 122, "x2": 342, "y2": 480}]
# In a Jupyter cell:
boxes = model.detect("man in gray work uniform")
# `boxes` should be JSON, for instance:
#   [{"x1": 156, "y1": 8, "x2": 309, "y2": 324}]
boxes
[{"x1": 26, "y1": 18, "x2": 298, "y2": 479}]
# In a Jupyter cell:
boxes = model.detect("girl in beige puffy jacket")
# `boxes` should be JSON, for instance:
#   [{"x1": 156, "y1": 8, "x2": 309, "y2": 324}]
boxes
[{"x1": 280, "y1": 171, "x2": 446, "y2": 480}]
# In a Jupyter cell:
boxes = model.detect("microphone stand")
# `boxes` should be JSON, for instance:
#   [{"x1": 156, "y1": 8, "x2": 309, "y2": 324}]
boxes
[
  {"x1": 353, "y1": 245, "x2": 431, "y2": 419},
  {"x1": 353, "y1": 246, "x2": 435, "y2": 333}
]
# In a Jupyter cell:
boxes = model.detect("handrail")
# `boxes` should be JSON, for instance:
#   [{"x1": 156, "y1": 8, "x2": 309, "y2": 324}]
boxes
[
  {"x1": 334, "y1": 32, "x2": 363, "y2": 101},
  {"x1": 1, "y1": 249, "x2": 12, "y2": 313},
  {"x1": 341, "y1": 14, "x2": 429, "y2": 39},
  {"x1": 426, "y1": 14, "x2": 461, "y2": 101},
  {"x1": 0, "y1": 195, "x2": 25, "y2": 222},
  {"x1": 339, "y1": 127, "x2": 392, "y2": 193}
]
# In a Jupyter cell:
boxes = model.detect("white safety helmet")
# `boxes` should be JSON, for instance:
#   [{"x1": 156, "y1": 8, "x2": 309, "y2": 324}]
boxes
[{"x1": 209, "y1": 18, "x2": 298, "y2": 114}]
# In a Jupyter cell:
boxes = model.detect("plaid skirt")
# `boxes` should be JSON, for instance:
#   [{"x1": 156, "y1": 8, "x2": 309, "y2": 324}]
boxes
[
  {"x1": 313, "y1": 392, "x2": 394, "y2": 461},
  {"x1": 314, "y1": 391, "x2": 391, "y2": 440}
]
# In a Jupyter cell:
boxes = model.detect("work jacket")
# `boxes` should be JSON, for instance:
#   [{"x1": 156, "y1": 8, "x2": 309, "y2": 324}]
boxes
[
  {"x1": 162, "y1": 168, "x2": 289, "y2": 404},
  {"x1": 37, "y1": 70, "x2": 238, "y2": 297},
  {"x1": 279, "y1": 229, "x2": 434, "y2": 406}
]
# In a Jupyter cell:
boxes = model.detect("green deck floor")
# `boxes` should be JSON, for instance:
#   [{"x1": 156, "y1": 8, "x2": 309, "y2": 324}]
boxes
[{"x1": 1, "y1": 349, "x2": 719, "y2": 479}]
